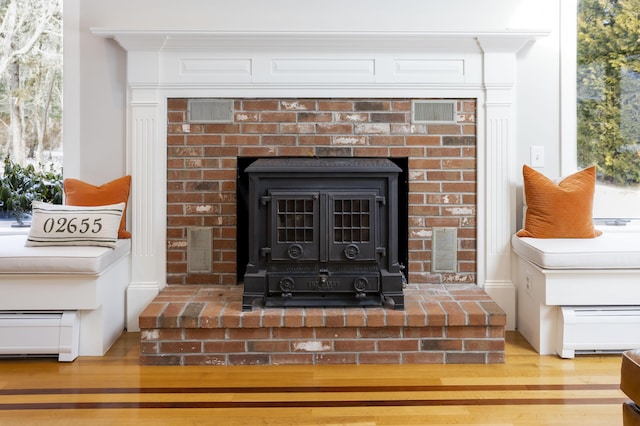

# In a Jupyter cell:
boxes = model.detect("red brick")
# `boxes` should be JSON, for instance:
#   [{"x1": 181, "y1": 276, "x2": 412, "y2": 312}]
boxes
[
  {"x1": 421, "y1": 338, "x2": 463, "y2": 351},
  {"x1": 446, "y1": 326, "x2": 487, "y2": 339},
  {"x1": 298, "y1": 112, "x2": 332, "y2": 122},
  {"x1": 247, "y1": 340, "x2": 290, "y2": 353},
  {"x1": 298, "y1": 135, "x2": 331, "y2": 145},
  {"x1": 262, "y1": 309, "x2": 283, "y2": 327},
  {"x1": 183, "y1": 355, "x2": 227, "y2": 366},
  {"x1": 359, "y1": 353, "x2": 402, "y2": 364},
  {"x1": 428, "y1": 124, "x2": 461, "y2": 135},
  {"x1": 406, "y1": 135, "x2": 440, "y2": 146},
  {"x1": 487, "y1": 352, "x2": 506, "y2": 364},
  {"x1": 378, "y1": 339, "x2": 419, "y2": 352},
  {"x1": 404, "y1": 327, "x2": 444, "y2": 338},
  {"x1": 160, "y1": 341, "x2": 203, "y2": 354},
  {"x1": 272, "y1": 353, "x2": 315, "y2": 365},
  {"x1": 228, "y1": 354, "x2": 271, "y2": 365},
  {"x1": 226, "y1": 327, "x2": 271, "y2": 340},
  {"x1": 445, "y1": 352, "x2": 487, "y2": 364},
  {"x1": 354, "y1": 101, "x2": 391, "y2": 111},
  {"x1": 402, "y1": 352, "x2": 445, "y2": 364},
  {"x1": 140, "y1": 355, "x2": 182, "y2": 366},
  {"x1": 317, "y1": 100, "x2": 354, "y2": 111},
  {"x1": 242, "y1": 100, "x2": 279, "y2": 110},
  {"x1": 463, "y1": 339, "x2": 505, "y2": 352},
  {"x1": 184, "y1": 329, "x2": 226, "y2": 340},
  {"x1": 158, "y1": 303, "x2": 186, "y2": 328},
  {"x1": 459, "y1": 302, "x2": 488, "y2": 327},
  {"x1": 291, "y1": 340, "x2": 333, "y2": 353},
  {"x1": 283, "y1": 308, "x2": 305, "y2": 327},
  {"x1": 334, "y1": 339, "x2": 376, "y2": 352},
  {"x1": 345, "y1": 309, "x2": 366, "y2": 327},
  {"x1": 203, "y1": 123, "x2": 240, "y2": 133},
  {"x1": 261, "y1": 111, "x2": 296, "y2": 122},
  {"x1": 359, "y1": 327, "x2": 401, "y2": 339},
  {"x1": 224, "y1": 134, "x2": 260, "y2": 145},
  {"x1": 315, "y1": 328, "x2": 358, "y2": 339},
  {"x1": 139, "y1": 302, "x2": 166, "y2": 328},
  {"x1": 277, "y1": 147, "x2": 315, "y2": 157},
  {"x1": 273, "y1": 328, "x2": 314, "y2": 339},
  {"x1": 203, "y1": 341, "x2": 246, "y2": 353},
  {"x1": 315, "y1": 353, "x2": 358, "y2": 364},
  {"x1": 324, "y1": 308, "x2": 345, "y2": 327},
  {"x1": 157, "y1": 329, "x2": 184, "y2": 340},
  {"x1": 365, "y1": 308, "x2": 386, "y2": 327},
  {"x1": 405, "y1": 305, "x2": 426, "y2": 328},
  {"x1": 304, "y1": 308, "x2": 325, "y2": 327},
  {"x1": 263, "y1": 135, "x2": 296, "y2": 145},
  {"x1": 140, "y1": 341, "x2": 158, "y2": 354},
  {"x1": 384, "y1": 310, "x2": 406, "y2": 327},
  {"x1": 239, "y1": 310, "x2": 263, "y2": 328}
]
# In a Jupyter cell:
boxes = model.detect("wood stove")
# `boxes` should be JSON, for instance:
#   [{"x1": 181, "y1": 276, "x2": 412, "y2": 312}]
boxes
[{"x1": 242, "y1": 157, "x2": 405, "y2": 311}]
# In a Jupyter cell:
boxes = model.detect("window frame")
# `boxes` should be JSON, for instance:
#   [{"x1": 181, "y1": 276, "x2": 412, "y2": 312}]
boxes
[
  {"x1": 560, "y1": 0, "x2": 578, "y2": 177},
  {"x1": 561, "y1": 0, "x2": 640, "y2": 223}
]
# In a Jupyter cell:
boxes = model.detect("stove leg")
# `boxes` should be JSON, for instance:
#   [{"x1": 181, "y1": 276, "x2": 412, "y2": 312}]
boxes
[{"x1": 384, "y1": 294, "x2": 405, "y2": 310}]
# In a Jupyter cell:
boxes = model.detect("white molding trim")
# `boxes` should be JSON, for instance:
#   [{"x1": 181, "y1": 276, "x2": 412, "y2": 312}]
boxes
[{"x1": 92, "y1": 29, "x2": 547, "y2": 331}]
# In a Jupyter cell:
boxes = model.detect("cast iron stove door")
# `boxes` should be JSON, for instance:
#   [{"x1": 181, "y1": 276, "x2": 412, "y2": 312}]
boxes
[
  {"x1": 329, "y1": 193, "x2": 378, "y2": 262},
  {"x1": 263, "y1": 190, "x2": 383, "y2": 304},
  {"x1": 269, "y1": 192, "x2": 320, "y2": 262}
]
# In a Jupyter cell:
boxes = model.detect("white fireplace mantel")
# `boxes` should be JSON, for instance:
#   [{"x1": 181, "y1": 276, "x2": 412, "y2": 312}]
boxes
[{"x1": 92, "y1": 28, "x2": 548, "y2": 331}]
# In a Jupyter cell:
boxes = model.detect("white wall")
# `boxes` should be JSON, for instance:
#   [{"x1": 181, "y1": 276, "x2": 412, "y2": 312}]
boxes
[{"x1": 65, "y1": 0, "x2": 561, "y2": 221}]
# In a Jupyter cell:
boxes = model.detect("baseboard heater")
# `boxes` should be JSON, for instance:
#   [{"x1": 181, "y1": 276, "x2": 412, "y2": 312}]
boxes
[
  {"x1": 557, "y1": 306, "x2": 640, "y2": 358},
  {"x1": 0, "y1": 311, "x2": 80, "y2": 362}
]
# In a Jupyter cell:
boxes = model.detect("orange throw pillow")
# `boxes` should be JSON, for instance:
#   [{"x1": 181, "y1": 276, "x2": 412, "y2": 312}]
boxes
[
  {"x1": 516, "y1": 165, "x2": 601, "y2": 238},
  {"x1": 63, "y1": 175, "x2": 132, "y2": 239}
]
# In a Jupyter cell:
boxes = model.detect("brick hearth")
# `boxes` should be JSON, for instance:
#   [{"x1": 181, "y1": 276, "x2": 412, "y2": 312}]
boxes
[{"x1": 139, "y1": 284, "x2": 506, "y2": 365}]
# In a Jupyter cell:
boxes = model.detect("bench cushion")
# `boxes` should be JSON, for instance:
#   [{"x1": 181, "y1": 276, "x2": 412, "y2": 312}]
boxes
[
  {"x1": 0, "y1": 234, "x2": 131, "y2": 274},
  {"x1": 511, "y1": 232, "x2": 640, "y2": 270}
]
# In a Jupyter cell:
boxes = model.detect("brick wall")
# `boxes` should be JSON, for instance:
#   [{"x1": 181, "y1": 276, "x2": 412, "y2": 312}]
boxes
[{"x1": 166, "y1": 98, "x2": 477, "y2": 287}]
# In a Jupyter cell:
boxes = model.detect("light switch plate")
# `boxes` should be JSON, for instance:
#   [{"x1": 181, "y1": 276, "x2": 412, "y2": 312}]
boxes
[{"x1": 530, "y1": 146, "x2": 545, "y2": 167}]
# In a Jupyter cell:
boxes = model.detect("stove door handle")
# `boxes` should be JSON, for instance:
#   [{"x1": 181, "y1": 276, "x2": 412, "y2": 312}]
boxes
[{"x1": 344, "y1": 244, "x2": 360, "y2": 260}]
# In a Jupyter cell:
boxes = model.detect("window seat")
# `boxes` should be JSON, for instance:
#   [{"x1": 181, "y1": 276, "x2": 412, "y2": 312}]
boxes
[
  {"x1": 512, "y1": 231, "x2": 640, "y2": 358},
  {"x1": 0, "y1": 234, "x2": 131, "y2": 361}
]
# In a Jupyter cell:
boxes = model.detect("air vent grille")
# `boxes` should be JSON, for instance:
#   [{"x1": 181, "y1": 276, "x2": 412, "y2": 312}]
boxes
[
  {"x1": 412, "y1": 100, "x2": 457, "y2": 123},
  {"x1": 431, "y1": 227, "x2": 457, "y2": 273},
  {"x1": 188, "y1": 99, "x2": 234, "y2": 123},
  {"x1": 187, "y1": 227, "x2": 213, "y2": 274}
]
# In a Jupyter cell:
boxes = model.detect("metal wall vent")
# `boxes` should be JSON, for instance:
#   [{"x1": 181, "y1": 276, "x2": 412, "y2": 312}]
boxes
[
  {"x1": 187, "y1": 227, "x2": 213, "y2": 274},
  {"x1": 431, "y1": 227, "x2": 457, "y2": 273},
  {"x1": 412, "y1": 100, "x2": 457, "y2": 123},
  {"x1": 188, "y1": 99, "x2": 234, "y2": 123}
]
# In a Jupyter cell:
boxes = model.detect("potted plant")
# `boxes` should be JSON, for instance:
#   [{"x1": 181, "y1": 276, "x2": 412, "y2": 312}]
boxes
[{"x1": 0, "y1": 156, "x2": 63, "y2": 227}]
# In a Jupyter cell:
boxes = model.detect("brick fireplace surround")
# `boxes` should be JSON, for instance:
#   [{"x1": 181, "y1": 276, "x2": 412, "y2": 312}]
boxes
[
  {"x1": 137, "y1": 96, "x2": 506, "y2": 365},
  {"x1": 94, "y1": 28, "x2": 545, "y2": 365}
]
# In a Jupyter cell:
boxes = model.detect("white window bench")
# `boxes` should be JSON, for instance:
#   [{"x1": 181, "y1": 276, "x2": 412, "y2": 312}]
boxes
[
  {"x1": 512, "y1": 230, "x2": 640, "y2": 358},
  {"x1": 0, "y1": 233, "x2": 130, "y2": 361}
]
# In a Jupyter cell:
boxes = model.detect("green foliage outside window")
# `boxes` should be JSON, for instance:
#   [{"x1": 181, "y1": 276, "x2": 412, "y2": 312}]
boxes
[
  {"x1": 577, "y1": 0, "x2": 640, "y2": 185},
  {"x1": 0, "y1": 155, "x2": 62, "y2": 223}
]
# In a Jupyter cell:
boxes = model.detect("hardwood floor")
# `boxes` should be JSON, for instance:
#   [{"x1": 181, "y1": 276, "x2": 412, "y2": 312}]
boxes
[{"x1": 0, "y1": 331, "x2": 628, "y2": 425}]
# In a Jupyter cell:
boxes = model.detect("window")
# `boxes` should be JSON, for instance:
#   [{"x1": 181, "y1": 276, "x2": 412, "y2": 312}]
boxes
[
  {"x1": 0, "y1": 0, "x2": 62, "y2": 167},
  {"x1": 575, "y1": 0, "x2": 640, "y2": 220},
  {"x1": 0, "y1": 0, "x2": 62, "y2": 224}
]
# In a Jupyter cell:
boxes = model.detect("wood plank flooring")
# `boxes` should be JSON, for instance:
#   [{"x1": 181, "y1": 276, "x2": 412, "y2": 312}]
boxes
[{"x1": 0, "y1": 331, "x2": 628, "y2": 425}]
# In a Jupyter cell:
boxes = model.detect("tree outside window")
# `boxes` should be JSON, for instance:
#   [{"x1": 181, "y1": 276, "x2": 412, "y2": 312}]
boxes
[
  {"x1": 0, "y1": 0, "x2": 62, "y2": 168},
  {"x1": 577, "y1": 0, "x2": 640, "y2": 218},
  {"x1": 0, "y1": 0, "x2": 62, "y2": 221}
]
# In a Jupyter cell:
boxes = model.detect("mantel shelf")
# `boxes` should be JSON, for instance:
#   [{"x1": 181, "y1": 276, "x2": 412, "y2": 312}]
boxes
[{"x1": 91, "y1": 28, "x2": 549, "y2": 53}]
